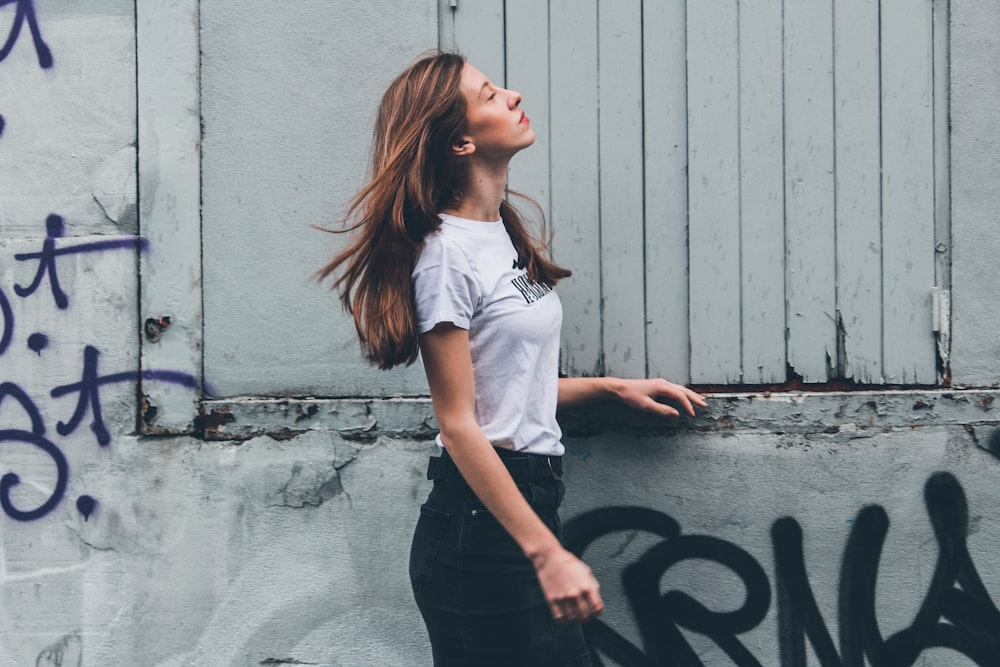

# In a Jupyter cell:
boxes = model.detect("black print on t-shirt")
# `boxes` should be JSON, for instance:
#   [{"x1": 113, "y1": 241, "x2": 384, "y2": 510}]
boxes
[
  {"x1": 512, "y1": 256, "x2": 527, "y2": 270},
  {"x1": 511, "y1": 273, "x2": 552, "y2": 304}
]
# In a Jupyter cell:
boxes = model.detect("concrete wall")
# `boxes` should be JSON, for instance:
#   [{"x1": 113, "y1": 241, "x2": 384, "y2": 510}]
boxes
[{"x1": 1, "y1": 2, "x2": 999, "y2": 666}]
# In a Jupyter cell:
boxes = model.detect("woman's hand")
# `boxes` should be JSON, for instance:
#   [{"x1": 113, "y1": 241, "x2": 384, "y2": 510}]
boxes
[
  {"x1": 558, "y1": 377, "x2": 707, "y2": 416},
  {"x1": 611, "y1": 378, "x2": 707, "y2": 417},
  {"x1": 531, "y1": 546, "x2": 604, "y2": 624}
]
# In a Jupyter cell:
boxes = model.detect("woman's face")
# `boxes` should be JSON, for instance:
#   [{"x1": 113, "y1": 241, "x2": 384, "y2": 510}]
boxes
[{"x1": 457, "y1": 63, "x2": 535, "y2": 160}]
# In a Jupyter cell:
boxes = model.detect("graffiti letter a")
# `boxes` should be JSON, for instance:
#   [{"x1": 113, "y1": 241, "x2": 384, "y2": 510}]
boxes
[{"x1": 0, "y1": 0, "x2": 53, "y2": 69}]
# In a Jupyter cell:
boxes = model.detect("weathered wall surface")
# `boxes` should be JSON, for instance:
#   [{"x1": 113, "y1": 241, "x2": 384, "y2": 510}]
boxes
[
  {"x1": 1, "y1": 1, "x2": 1000, "y2": 666},
  {"x1": 4, "y1": 410, "x2": 1000, "y2": 666},
  {"x1": 950, "y1": 0, "x2": 1000, "y2": 386}
]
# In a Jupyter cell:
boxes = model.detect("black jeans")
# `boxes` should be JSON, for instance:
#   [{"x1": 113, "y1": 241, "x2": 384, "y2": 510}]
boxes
[{"x1": 409, "y1": 449, "x2": 592, "y2": 667}]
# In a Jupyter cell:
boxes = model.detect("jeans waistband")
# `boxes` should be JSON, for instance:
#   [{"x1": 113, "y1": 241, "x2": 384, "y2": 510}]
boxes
[{"x1": 427, "y1": 447, "x2": 563, "y2": 484}]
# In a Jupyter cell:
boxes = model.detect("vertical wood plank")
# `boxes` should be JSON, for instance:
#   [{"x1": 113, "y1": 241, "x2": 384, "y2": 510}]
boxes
[
  {"x1": 784, "y1": 0, "x2": 836, "y2": 382},
  {"x1": 881, "y1": 0, "x2": 936, "y2": 384},
  {"x1": 688, "y1": 0, "x2": 742, "y2": 383},
  {"x1": 506, "y1": 0, "x2": 551, "y2": 234},
  {"x1": 738, "y1": 0, "x2": 786, "y2": 384},
  {"x1": 932, "y1": 0, "x2": 951, "y2": 294},
  {"x1": 451, "y1": 0, "x2": 505, "y2": 85},
  {"x1": 550, "y1": 0, "x2": 602, "y2": 375},
  {"x1": 137, "y1": 0, "x2": 202, "y2": 432},
  {"x1": 438, "y1": 0, "x2": 456, "y2": 51},
  {"x1": 834, "y1": 0, "x2": 882, "y2": 383},
  {"x1": 598, "y1": 0, "x2": 646, "y2": 378},
  {"x1": 643, "y1": 0, "x2": 690, "y2": 384}
]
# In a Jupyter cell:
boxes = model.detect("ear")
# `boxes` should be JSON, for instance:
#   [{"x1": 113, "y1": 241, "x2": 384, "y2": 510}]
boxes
[{"x1": 452, "y1": 136, "x2": 476, "y2": 157}]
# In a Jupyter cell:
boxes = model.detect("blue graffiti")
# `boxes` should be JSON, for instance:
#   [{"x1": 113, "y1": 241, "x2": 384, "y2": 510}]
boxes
[
  {"x1": 51, "y1": 345, "x2": 197, "y2": 447},
  {"x1": 0, "y1": 214, "x2": 198, "y2": 522},
  {"x1": 0, "y1": 0, "x2": 52, "y2": 142},
  {"x1": 26, "y1": 331, "x2": 47, "y2": 354},
  {"x1": 14, "y1": 214, "x2": 148, "y2": 310},
  {"x1": 0, "y1": 0, "x2": 53, "y2": 68},
  {"x1": 0, "y1": 284, "x2": 12, "y2": 356},
  {"x1": 0, "y1": 382, "x2": 67, "y2": 521},
  {"x1": 76, "y1": 494, "x2": 96, "y2": 521}
]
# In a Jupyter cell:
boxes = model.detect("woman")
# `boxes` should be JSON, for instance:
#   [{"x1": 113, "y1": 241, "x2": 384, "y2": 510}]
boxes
[{"x1": 320, "y1": 51, "x2": 706, "y2": 666}]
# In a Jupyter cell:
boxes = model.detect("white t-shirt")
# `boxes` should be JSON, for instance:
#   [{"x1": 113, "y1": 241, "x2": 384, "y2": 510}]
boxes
[{"x1": 412, "y1": 213, "x2": 565, "y2": 456}]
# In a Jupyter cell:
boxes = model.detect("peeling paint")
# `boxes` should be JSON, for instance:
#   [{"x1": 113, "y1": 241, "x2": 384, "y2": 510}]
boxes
[
  {"x1": 560, "y1": 389, "x2": 1000, "y2": 439},
  {"x1": 266, "y1": 428, "x2": 307, "y2": 442},
  {"x1": 197, "y1": 405, "x2": 235, "y2": 435},
  {"x1": 294, "y1": 403, "x2": 319, "y2": 424},
  {"x1": 274, "y1": 461, "x2": 343, "y2": 508},
  {"x1": 140, "y1": 393, "x2": 158, "y2": 428},
  {"x1": 143, "y1": 315, "x2": 172, "y2": 342}
]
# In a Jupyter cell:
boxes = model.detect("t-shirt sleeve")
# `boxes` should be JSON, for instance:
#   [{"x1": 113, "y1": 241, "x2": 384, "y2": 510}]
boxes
[{"x1": 412, "y1": 234, "x2": 480, "y2": 334}]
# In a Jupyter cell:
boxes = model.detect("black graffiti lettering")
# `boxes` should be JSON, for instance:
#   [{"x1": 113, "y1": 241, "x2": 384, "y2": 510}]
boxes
[
  {"x1": 510, "y1": 273, "x2": 552, "y2": 304},
  {"x1": 876, "y1": 472, "x2": 1000, "y2": 664},
  {"x1": 628, "y1": 535, "x2": 771, "y2": 666},
  {"x1": 772, "y1": 516, "x2": 847, "y2": 667},
  {"x1": 563, "y1": 507, "x2": 681, "y2": 666},
  {"x1": 564, "y1": 473, "x2": 1000, "y2": 666}
]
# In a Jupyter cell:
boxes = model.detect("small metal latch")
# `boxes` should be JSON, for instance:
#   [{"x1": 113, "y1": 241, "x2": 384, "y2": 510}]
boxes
[{"x1": 932, "y1": 287, "x2": 950, "y2": 333}]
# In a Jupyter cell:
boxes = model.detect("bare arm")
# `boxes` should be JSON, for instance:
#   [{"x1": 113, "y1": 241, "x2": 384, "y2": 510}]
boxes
[
  {"x1": 558, "y1": 377, "x2": 707, "y2": 417},
  {"x1": 420, "y1": 324, "x2": 603, "y2": 623}
]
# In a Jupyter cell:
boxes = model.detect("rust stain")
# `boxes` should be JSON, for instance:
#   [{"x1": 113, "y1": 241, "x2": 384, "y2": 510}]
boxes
[
  {"x1": 197, "y1": 405, "x2": 236, "y2": 435},
  {"x1": 140, "y1": 393, "x2": 159, "y2": 429},
  {"x1": 143, "y1": 315, "x2": 172, "y2": 342},
  {"x1": 294, "y1": 404, "x2": 320, "y2": 424}
]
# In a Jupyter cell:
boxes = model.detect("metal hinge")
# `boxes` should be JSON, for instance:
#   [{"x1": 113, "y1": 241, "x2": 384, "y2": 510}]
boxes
[{"x1": 450, "y1": 0, "x2": 458, "y2": 7}]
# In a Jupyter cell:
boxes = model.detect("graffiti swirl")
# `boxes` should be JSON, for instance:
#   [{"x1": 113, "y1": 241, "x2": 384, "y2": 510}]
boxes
[
  {"x1": 0, "y1": 428, "x2": 68, "y2": 521},
  {"x1": 0, "y1": 382, "x2": 67, "y2": 521}
]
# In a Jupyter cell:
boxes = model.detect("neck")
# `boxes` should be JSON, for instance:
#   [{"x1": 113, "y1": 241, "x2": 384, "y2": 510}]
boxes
[{"x1": 444, "y1": 160, "x2": 509, "y2": 222}]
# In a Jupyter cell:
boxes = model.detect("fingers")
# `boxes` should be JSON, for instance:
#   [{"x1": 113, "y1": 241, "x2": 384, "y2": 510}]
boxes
[
  {"x1": 551, "y1": 586, "x2": 603, "y2": 624},
  {"x1": 633, "y1": 380, "x2": 706, "y2": 417},
  {"x1": 658, "y1": 381, "x2": 707, "y2": 417},
  {"x1": 538, "y1": 550, "x2": 604, "y2": 624},
  {"x1": 642, "y1": 394, "x2": 680, "y2": 418}
]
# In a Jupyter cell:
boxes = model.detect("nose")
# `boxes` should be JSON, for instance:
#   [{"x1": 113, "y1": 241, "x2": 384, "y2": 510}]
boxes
[{"x1": 508, "y1": 89, "x2": 522, "y2": 109}]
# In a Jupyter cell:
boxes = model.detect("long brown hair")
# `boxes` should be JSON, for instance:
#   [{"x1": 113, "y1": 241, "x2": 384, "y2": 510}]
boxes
[{"x1": 317, "y1": 51, "x2": 570, "y2": 370}]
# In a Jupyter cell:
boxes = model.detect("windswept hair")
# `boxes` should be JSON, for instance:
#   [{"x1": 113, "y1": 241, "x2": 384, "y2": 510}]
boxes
[{"x1": 317, "y1": 51, "x2": 570, "y2": 369}]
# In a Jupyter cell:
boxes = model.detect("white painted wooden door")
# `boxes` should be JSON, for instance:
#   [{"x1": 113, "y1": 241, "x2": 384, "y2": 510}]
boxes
[{"x1": 443, "y1": 0, "x2": 948, "y2": 386}]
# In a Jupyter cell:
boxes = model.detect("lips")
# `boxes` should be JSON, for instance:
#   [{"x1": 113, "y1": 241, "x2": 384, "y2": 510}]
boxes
[{"x1": 520, "y1": 111, "x2": 529, "y2": 124}]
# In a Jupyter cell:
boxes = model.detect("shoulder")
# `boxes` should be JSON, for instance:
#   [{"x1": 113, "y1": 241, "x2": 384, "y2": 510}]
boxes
[{"x1": 415, "y1": 227, "x2": 474, "y2": 274}]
